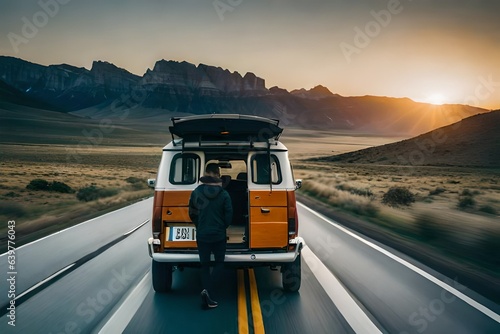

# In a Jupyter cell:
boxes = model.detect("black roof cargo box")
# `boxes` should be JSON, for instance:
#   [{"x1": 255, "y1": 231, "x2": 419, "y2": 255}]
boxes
[{"x1": 169, "y1": 114, "x2": 283, "y2": 142}]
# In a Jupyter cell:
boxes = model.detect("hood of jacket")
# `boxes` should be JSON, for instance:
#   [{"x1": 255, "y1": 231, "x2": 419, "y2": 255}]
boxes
[{"x1": 198, "y1": 176, "x2": 223, "y2": 199}]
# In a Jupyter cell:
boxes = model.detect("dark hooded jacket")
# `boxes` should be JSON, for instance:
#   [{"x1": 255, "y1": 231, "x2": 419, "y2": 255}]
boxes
[{"x1": 188, "y1": 176, "x2": 233, "y2": 242}]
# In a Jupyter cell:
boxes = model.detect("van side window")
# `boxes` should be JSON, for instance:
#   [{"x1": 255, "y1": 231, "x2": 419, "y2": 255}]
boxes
[
  {"x1": 169, "y1": 153, "x2": 200, "y2": 184},
  {"x1": 251, "y1": 154, "x2": 281, "y2": 184}
]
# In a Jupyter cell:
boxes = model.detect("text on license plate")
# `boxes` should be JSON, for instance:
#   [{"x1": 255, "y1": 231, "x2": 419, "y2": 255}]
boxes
[{"x1": 168, "y1": 226, "x2": 196, "y2": 241}]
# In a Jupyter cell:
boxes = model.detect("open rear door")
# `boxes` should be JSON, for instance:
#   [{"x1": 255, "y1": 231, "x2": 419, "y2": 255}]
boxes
[{"x1": 169, "y1": 114, "x2": 283, "y2": 143}]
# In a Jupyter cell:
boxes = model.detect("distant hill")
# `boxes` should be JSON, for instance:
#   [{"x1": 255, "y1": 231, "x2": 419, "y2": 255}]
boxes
[
  {"x1": 314, "y1": 110, "x2": 500, "y2": 167},
  {"x1": 0, "y1": 79, "x2": 57, "y2": 110},
  {"x1": 0, "y1": 55, "x2": 491, "y2": 136}
]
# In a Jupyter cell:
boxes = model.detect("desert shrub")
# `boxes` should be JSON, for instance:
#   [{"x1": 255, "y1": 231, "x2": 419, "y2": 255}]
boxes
[
  {"x1": 129, "y1": 182, "x2": 148, "y2": 190},
  {"x1": 414, "y1": 213, "x2": 449, "y2": 242},
  {"x1": 26, "y1": 179, "x2": 50, "y2": 191},
  {"x1": 478, "y1": 205, "x2": 497, "y2": 215},
  {"x1": 300, "y1": 180, "x2": 379, "y2": 217},
  {"x1": 458, "y1": 196, "x2": 475, "y2": 209},
  {"x1": 429, "y1": 187, "x2": 446, "y2": 196},
  {"x1": 352, "y1": 188, "x2": 373, "y2": 197},
  {"x1": 76, "y1": 185, "x2": 118, "y2": 202},
  {"x1": 125, "y1": 177, "x2": 142, "y2": 184},
  {"x1": 50, "y1": 181, "x2": 74, "y2": 193},
  {"x1": 26, "y1": 179, "x2": 74, "y2": 193},
  {"x1": 336, "y1": 184, "x2": 373, "y2": 197},
  {"x1": 125, "y1": 177, "x2": 148, "y2": 190},
  {"x1": 382, "y1": 187, "x2": 415, "y2": 207},
  {"x1": 460, "y1": 189, "x2": 480, "y2": 197},
  {"x1": 4, "y1": 191, "x2": 21, "y2": 198},
  {"x1": 461, "y1": 189, "x2": 473, "y2": 197}
]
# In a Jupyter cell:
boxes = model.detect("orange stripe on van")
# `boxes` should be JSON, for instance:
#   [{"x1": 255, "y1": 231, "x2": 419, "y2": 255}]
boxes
[
  {"x1": 162, "y1": 190, "x2": 192, "y2": 206},
  {"x1": 164, "y1": 241, "x2": 198, "y2": 248},
  {"x1": 249, "y1": 190, "x2": 287, "y2": 207}
]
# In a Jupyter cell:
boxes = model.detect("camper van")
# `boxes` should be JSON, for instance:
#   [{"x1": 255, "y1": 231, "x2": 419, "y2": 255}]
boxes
[{"x1": 147, "y1": 114, "x2": 304, "y2": 292}]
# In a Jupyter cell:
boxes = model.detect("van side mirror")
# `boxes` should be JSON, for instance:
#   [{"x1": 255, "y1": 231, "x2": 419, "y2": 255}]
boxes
[
  {"x1": 147, "y1": 178, "x2": 156, "y2": 188},
  {"x1": 295, "y1": 179, "x2": 302, "y2": 190}
]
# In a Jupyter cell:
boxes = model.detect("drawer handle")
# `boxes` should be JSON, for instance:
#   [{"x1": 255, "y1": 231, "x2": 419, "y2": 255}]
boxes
[
  {"x1": 261, "y1": 208, "x2": 270, "y2": 213},
  {"x1": 167, "y1": 210, "x2": 172, "y2": 215}
]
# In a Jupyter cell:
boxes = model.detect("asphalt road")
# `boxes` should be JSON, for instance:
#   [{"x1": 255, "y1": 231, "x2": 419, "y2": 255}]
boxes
[{"x1": 1, "y1": 199, "x2": 499, "y2": 333}]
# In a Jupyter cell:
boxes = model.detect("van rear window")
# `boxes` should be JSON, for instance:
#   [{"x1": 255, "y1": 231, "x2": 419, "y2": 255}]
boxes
[
  {"x1": 251, "y1": 154, "x2": 281, "y2": 184},
  {"x1": 169, "y1": 153, "x2": 200, "y2": 185}
]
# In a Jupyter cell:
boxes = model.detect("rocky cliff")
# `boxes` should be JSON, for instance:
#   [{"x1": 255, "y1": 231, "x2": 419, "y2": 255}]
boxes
[
  {"x1": 0, "y1": 56, "x2": 491, "y2": 135},
  {"x1": 140, "y1": 60, "x2": 267, "y2": 96}
]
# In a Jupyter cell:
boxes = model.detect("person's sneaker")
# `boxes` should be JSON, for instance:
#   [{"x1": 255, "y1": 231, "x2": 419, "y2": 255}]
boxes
[
  {"x1": 201, "y1": 289, "x2": 218, "y2": 309},
  {"x1": 200, "y1": 289, "x2": 208, "y2": 309}
]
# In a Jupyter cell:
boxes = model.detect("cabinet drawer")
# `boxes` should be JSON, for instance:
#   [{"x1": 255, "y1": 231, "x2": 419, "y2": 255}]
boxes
[{"x1": 249, "y1": 191, "x2": 287, "y2": 207}]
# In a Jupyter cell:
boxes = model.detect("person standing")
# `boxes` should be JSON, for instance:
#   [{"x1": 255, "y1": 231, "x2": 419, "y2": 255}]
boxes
[{"x1": 188, "y1": 163, "x2": 233, "y2": 309}]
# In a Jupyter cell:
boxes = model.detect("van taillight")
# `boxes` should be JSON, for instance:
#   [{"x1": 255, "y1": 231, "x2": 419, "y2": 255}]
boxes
[
  {"x1": 287, "y1": 191, "x2": 298, "y2": 237},
  {"x1": 152, "y1": 191, "x2": 164, "y2": 235}
]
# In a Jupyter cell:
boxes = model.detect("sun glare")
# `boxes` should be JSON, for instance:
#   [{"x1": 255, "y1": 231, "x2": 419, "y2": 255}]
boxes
[{"x1": 426, "y1": 93, "x2": 447, "y2": 105}]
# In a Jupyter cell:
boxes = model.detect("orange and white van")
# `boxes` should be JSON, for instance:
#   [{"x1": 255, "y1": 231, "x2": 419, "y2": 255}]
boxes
[{"x1": 147, "y1": 114, "x2": 304, "y2": 292}]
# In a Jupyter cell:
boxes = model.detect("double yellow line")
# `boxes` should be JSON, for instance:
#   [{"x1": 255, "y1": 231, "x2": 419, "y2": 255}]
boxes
[{"x1": 237, "y1": 269, "x2": 265, "y2": 334}]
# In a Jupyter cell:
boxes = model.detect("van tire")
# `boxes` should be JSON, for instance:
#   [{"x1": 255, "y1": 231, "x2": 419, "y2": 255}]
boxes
[
  {"x1": 282, "y1": 253, "x2": 301, "y2": 292},
  {"x1": 152, "y1": 260, "x2": 172, "y2": 293}
]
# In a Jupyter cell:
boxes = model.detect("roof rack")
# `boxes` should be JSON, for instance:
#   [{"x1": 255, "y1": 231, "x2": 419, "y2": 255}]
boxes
[{"x1": 169, "y1": 114, "x2": 283, "y2": 147}]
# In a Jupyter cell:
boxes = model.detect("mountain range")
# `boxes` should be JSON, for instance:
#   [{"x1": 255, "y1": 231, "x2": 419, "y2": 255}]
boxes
[{"x1": 0, "y1": 55, "x2": 491, "y2": 136}]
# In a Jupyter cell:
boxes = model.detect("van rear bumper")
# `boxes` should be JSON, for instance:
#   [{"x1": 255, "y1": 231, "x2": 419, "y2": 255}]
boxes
[{"x1": 147, "y1": 237, "x2": 305, "y2": 263}]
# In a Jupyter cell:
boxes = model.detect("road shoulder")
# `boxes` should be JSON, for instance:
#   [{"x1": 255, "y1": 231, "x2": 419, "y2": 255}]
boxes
[{"x1": 296, "y1": 193, "x2": 500, "y2": 305}]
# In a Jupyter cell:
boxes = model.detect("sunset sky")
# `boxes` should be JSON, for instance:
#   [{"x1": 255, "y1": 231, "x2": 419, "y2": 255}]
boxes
[{"x1": 1, "y1": 0, "x2": 499, "y2": 109}]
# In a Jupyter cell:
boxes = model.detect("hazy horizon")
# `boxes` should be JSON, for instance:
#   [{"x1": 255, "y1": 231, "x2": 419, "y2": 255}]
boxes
[{"x1": 1, "y1": 0, "x2": 499, "y2": 109}]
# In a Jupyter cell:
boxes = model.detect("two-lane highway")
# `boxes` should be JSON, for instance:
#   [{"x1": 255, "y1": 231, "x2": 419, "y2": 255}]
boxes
[{"x1": 1, "y1": 199, "x2": 499, "y2": 333}]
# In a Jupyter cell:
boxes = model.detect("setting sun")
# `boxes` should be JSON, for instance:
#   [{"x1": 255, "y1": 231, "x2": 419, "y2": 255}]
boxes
[{"x1": 426, "y1": 93, "x2": 447, "y2": 105}]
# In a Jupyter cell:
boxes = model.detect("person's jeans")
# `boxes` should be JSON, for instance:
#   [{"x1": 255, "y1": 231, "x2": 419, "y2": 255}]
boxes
[{"x1": 197, "y1": 239, "x2": 226, "y2": 298}]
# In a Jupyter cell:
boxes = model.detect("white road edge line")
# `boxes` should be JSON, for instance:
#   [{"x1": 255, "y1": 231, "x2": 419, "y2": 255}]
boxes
[
  {"x1": 298, "y1": 201, "x2": 500, "y2": 323},
  {"x1": 124, "y1": 219, "x2": 149, "y2": 236},
  {"x1": 0, "y1": 197, "x2": 153, "y2": 256},
  {"x1": 12, "y1": 220, "x2": 149, "y2": 303},
  {"x1": 302, "y1": 246, "x2": 383, "y2": 334},
  {"x1": 15, "y1": 263, "x2": 76, "y2": 301},
  {"x1": 97, "y1": 271, "x2": 151, "y2": 334}
]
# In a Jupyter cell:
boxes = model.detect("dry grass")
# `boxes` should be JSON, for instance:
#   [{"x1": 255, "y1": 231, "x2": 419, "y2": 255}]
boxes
[
  {"x1": 0, "y1": 144, "x2": 160, "y2": 247},
  {"x1": 293, "y1": 160, "x2": 500, "y2": 273}
]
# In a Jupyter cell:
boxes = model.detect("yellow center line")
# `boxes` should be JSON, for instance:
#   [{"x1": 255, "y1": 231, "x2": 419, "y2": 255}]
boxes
[
  {"x1": 248, "y1": 268, "x2": 265, "y2": 334},
  {"x1": 237, "y1": 269, "x2": 249, "y2": 334}
]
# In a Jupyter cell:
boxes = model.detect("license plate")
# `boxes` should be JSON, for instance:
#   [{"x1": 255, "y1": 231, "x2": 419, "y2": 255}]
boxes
[{"x1": 168, "y1": 226, "x2": 196, "y2": 241}]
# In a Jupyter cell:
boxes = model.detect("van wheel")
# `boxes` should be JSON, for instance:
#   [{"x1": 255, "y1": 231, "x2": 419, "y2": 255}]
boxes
[
  {"x1": 282, "y1": 253, "x2": 301, "y2": 292},
  {"x1": 152, "y1": 260, "x2": 172, "y2": 293}
]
